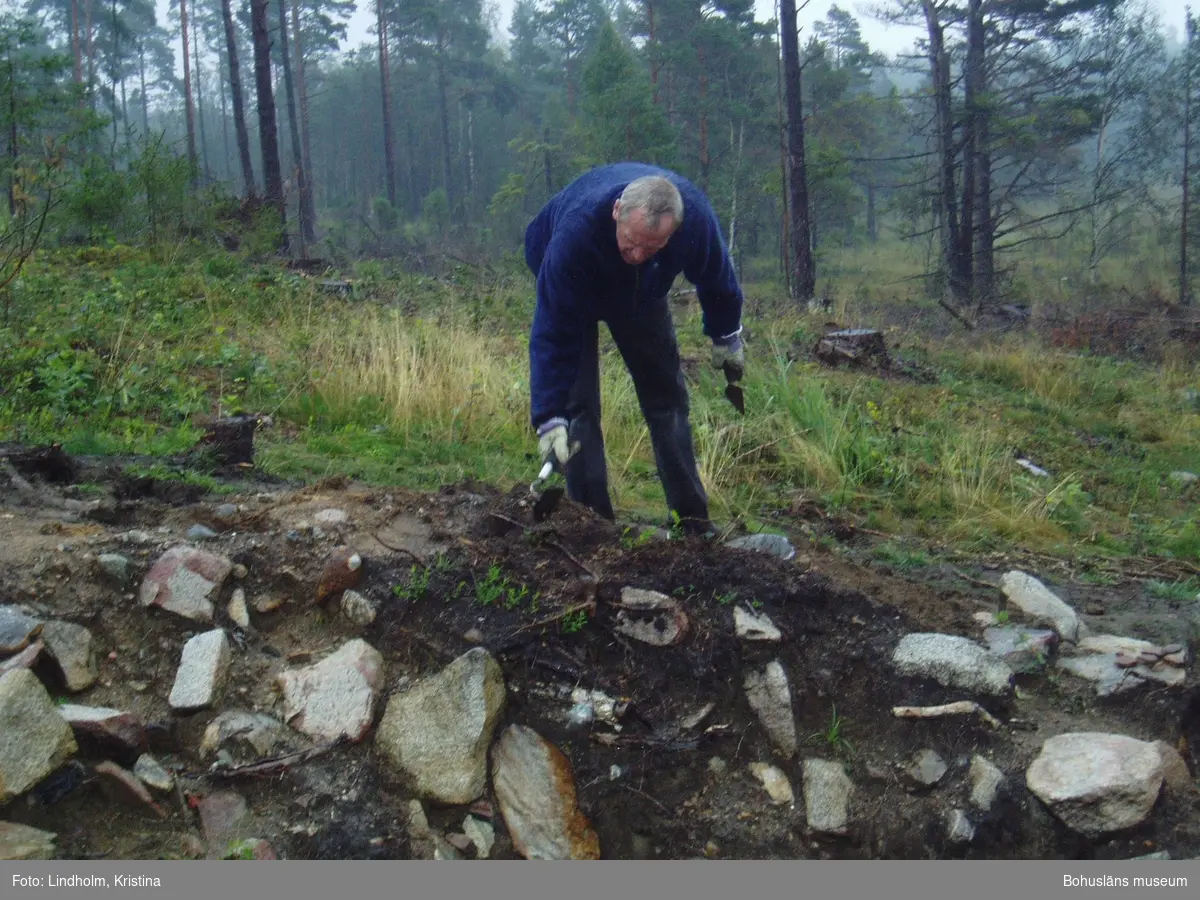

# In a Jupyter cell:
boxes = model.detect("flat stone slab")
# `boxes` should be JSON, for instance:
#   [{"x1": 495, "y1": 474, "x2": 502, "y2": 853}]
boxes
[
  {"x1": 1056, "y1": 634, "x2": 1187, "y2": 696},
  {"x1": 613, "y1": 588, "x2": 688, "y2": 646},
  {"x1": 891, "y1": 633, "x2": 1013, "y2": 696},
  {"x1": 57, "y1": 704, "x2": 147, "y2": 763},
  {"x1": 1025, "y1": 732, "x2": 1164, "y2": 838},
  {"x1": 139, "y1": 546, "x2": 234, "y2": 623},
  {"x1": 168, "y1": 629, "x2": 231, "y2": 712},
  {"x1": 803, "y1": 758, "x2": 854, "y2": 835},
  {"x1": 198, "y1": 790, "x2": 250, "y2": 852},
  {"x1": 96, "y1": 553, "x2": 133, "y2": 585},
  {"x1": 200, "y1": 711, "x2": 302, "y2": 764},
  {"x1": 744, "y1": 660, "x2": 797, "y2": 758},
  {"x1": 749, "y1": 762, "x2": 794, "y2": 805},
  {"x1": 969, "y1": 755, "x2": 1005, "y2": 811},
  {"x1": 340, "y1": 590, "x2": 377, "y2": 626},
  {"x1": 491, "y1": 724, "x2": 601, "y2": 860},
  {"x1": 725, "y1": 533, "x2": 796, "y2": 560},
  {"x1": 734, "y1": 607, "x2": 782, "y2": 642},
  {"x1": 463, "y1": 815, "x2": 495, "y2": 858},
  {"x1": 227, "y1": 590, "x2": 250, "y2": 629},
  {"x1": 906, "y1": 748, "x2": 948, "y2": 787},
  {"x1": 314, "y1": 508, "x2": 349, "y2": 525},
  {"x1": 93, "y1": 761, "x2": 167, "y2": 819},
  {"x1": 999, "y1": 571, "x2": 1085, "y2": 643},
  {"x1": 133, "y1": 754, "x2": 174, "y2": 793},
  {"x1": 946, "y1": 809, "x2": 975, "y2": 844},
  {"x1": 277, "y1": 639, "x2": 384, "y2": 743},
  {"x1": 1153, "y1": 741, "x2": 1194, "y2": 797},
  {"x1": 40, "y1": 621, "x2": 98, "y2": 692},
  {"x1": 0, "y1": 641, "x2": 43, "y2": 677},
  {"x1": 376, "y1": 647, "x2": 506, "y2": 804},
  {"x1": 0, "y1": 669, "x2": 78, "y2": 804},
  {"x1": 0, "y1": 821, "x2": 57, "y2": 860},
  {"x1": 982, "y1": 626, "x2": 1057, "y2": 673},
  {"x1": 0, "y1": 606, "x2": 43, "y2": 654}
]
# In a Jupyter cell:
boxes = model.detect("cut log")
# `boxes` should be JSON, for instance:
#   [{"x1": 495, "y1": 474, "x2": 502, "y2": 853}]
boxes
[{"x1": 813, "y1": 329, "x2": 889, "y2": 369}]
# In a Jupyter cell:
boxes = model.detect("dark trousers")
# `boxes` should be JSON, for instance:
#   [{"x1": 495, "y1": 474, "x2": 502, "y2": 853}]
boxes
[{"x1": 565, "y1": 294, "x2": 711, "y2": 532}]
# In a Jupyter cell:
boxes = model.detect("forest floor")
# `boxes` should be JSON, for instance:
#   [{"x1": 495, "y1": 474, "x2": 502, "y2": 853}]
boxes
[{"x1": 1, "y1": 447, "x2": 1198, "y2": 860}]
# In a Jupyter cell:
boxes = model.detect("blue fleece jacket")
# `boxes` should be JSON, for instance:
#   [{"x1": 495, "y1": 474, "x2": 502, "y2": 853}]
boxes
[{"x1": 524, "y1": 162, "x2": 744, "y2": 431}]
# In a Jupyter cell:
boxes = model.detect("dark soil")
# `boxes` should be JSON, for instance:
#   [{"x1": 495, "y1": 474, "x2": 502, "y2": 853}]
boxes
[{"x1": 0, "y1": 453, "x2": 1198, "y2": 861}]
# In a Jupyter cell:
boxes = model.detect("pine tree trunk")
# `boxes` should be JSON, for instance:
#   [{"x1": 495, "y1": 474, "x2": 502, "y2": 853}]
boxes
[
  {"x1": 377, "y1": 0, "x2": 397, "y2": 209},
  {"x1": 359, "y1": 69, "x2": 370, "y2": 217},
  {"x1": 109, "y1": 0, "x2": 119, "y2": 150},
  {"x1": 120, "y1": 71, "x2": 129, "y2": 150},
  {"x1": 403, "y1": 76, "x2": 417, "y2": 213},
  {"x1": 465, "y1": 104, "x2": 475, "y2": 201},
  {"x1": 84, "y1": 0, "x2": 94, "y2": 107},
  {"x1": 645, "y1": 0, "x2": 658, "y2": 103},
  {"x1": 290, "y1": 0, "x2": 316, "y2": 242},
  {"x1": 7, "y1": 49, "x2": 17, "y2": 218},
  {"x1": 193, "y1": 21, "x2": 211, "y2": 183},
  {"x1": 138, "y1": 41, "x2": 149, "y2": 137},
  {"x1": 436, "y1": 29, "x2": 454, "y2": 209},
  {"x1": 1183, "y1": 15, "x2": 1194, "y2": 307},
  {"x1": 218, "y1": 41, "x2": 230, "y2": 181},
  {"x1": 960, "y1": 0, "x2": 982, "y2": 304},
  {"x1": 779, "y1": 0, "x2": 815, "y2": 302},
  {"x1": 223, "y1": 0, "x2": 256, "y2": 199},
  {"x1": 866, "y1": 180, "x2": 877, "y2": 242},
  {"x1": 728, "y1": 119, "x2": 743, "y2": 276},
  {"x1": 250, "y1": 0, "x2": 287, "y2": 247},
  {"x1": 775, "y1": 11, "x2": 789, "y2": 291},
  {"x1": 922, "y1": 0, "x2": 968, "y2": 315},
  {"x1": 276, "y1": 0, "x2": 306, "y2": 255},
  {"x1": 974, "y1": 116, "x2": 994, "y2": 307},
  {"x1": 70, "y1": 0, "x2": 82, "y2": 86},
  {"x1": 698, "y1": 44, "x2": 709, "y2": 191},
  {"x1": 179, "y1": 0, "x2": 198, "y2": 177}
]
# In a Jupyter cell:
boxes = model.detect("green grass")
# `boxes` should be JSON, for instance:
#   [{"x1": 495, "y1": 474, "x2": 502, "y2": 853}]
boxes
[
  {"x1": 871, "y1": 541, "x2": 932, "y2": 570},
  {"x1": 121, "y1": 463, "x2": 235, "y2": 494},
  {"x1": 809, "y1": 704, "x2": 856, "y2": 760},
  {"x1": 2, "y1": 240, "x2": 1197, "y2": 565},
  {"x1": 1144, "y1": 578, "x2": 1200, "y2": 602}
]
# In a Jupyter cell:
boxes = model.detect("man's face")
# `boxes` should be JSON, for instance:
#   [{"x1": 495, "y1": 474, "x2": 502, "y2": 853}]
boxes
[{"x1": 613, "y1": 200, "x2": 676, "y2": 266}]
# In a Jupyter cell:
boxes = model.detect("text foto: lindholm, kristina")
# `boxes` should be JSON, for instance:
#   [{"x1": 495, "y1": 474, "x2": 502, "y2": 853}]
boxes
[{"x1": 34, "y1": 875, "x2": 163, "y2": 888}]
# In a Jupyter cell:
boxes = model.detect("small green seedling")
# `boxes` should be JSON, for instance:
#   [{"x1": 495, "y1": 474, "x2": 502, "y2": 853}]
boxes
[
  {"x1": 560, "y1": 609, "x2": 588, "y2": 634},
  {"x1": 713, "y1": 589, "x2": 738, "y2": 606},
  {"x1": 392, "y1": 564, "x2": 432, "y2": 602},
  {"x1": 810, "y1": 704, "x2": 856, "y2": 759}
]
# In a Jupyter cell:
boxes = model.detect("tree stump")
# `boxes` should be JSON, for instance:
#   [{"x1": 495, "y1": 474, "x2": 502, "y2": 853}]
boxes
[
  {"x1": 317, "y1": 280, "x2": 353, "y2": 296},
  {"x1": 196, "y1": 415, "x2": 271, "y2": 466},
  {"x1": 814, "y1": 329, "x2": 890, "y2": 369},
  {"x1": 286, "y1": 257, "x2": 330, "y2": 275},
  {"x1": 0, "y1": 443, "x2": 76, "y2": 484}
]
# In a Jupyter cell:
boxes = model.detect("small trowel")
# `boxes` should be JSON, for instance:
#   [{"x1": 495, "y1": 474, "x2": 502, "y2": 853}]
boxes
[
  {"x1": 530, "y1": 437, "x2": 580, "y2": 522},
  {"x1": 722, "y1": 361, "x2": 745, "y2": 415},
  {"x1": 530, "y1": 458, "x2": 566, "y2": 522}
]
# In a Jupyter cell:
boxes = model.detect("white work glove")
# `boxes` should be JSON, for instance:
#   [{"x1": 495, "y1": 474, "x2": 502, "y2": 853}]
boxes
[
  {"x1": 711, "y1": 330, "x2": 745, "y2": 381},
  {"x1": 536, "y1": 418, "x2": 572, "y2": 468}
]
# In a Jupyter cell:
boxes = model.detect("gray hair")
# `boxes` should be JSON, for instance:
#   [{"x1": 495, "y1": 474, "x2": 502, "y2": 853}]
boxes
[{"x1": 617, "y1": 176, "x2": 684, "y2": 230}]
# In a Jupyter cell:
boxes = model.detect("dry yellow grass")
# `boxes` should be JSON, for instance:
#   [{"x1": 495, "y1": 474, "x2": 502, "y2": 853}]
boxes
[{"x1": 308, "y1": 310, "x2": 527, "y2": 439}]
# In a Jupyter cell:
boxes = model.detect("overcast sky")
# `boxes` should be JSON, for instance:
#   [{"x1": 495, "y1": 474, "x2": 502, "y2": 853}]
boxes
[
  {"x1": 336, "y1": 0, "x2": 1187, "y2": 60},
  {"x1": 141, "y1": 0, "x2": 1186, "y2": 82}
]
